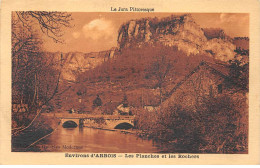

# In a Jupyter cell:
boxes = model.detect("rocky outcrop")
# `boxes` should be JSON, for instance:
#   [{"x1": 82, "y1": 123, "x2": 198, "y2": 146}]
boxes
[
  {"x1": 202, "y1": 28, "x2": 226, "y2": 40},
  {"x1": 45, "y1": 48, "x2": 117, "y2": 82},
  {"x1": 117, "y1": 14, "x2": 237, "y2": 62}
]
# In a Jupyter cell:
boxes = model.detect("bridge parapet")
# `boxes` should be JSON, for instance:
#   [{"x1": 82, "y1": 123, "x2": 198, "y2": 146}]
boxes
[
  {"x1": 51, "y1": 113, "x2": 135, "y2": 129},
  {"x1": 55, "y1": 113, "x2": 135, "y2": 120}
]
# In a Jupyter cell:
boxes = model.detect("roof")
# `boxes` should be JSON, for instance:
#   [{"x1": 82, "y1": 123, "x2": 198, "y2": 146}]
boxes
[
  {"x1": 163, "y1": 61, "x2": 231, "y2": 101},
  {"x1": 205, "y1": 60, "x2": 230, "y2": 77}
]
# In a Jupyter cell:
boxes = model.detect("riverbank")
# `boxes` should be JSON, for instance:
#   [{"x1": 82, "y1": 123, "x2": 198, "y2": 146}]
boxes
[
  {"x1": 12, "y1": 113, "x2": 60, "y2": 152},
  {"x1": 83, "y1": 125, "x2": 139, "y2": 134}
]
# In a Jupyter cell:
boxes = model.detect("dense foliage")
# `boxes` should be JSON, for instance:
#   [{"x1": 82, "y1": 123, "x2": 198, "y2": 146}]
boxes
[{"x1": 136, "y1": 95, "x2": 248, "y2": 153}]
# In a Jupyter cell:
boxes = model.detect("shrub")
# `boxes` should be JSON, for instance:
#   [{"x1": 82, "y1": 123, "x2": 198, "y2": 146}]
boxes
[{"x1": 136, "y1": 94, "x2": 248, "y2": 153}]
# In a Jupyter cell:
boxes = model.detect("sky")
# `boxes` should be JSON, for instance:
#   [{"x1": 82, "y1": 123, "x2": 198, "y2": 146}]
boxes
[{"x1": 42, "y1": 13, "x2": 249, "y2": 53}]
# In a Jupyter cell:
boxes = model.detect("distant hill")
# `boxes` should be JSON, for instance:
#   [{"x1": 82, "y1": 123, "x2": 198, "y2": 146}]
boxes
[{"x1": 58, "y1": 44, "x2": 232, "y2": 113}]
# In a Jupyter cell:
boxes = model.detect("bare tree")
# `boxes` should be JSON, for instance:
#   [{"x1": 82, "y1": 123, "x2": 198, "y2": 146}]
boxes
[
  {"x1": 151, "y1": 54, "x2": 175, "y2": 104},
  {"x1": 12, "y1": 18, "x2": 43, "y2": 107},
  {"x1": 12, "y1": 11, "x2": 72, "y2": 132},
  {"x1": 12, "y1": 12, "x2": 72, "y2": 109},
  {"x1": 14, "y1": 11, "x2": 72, "y2": 43}
]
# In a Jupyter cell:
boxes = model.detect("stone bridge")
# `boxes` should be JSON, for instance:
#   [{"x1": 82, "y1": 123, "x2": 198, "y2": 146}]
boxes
[{"x1": 55, "y1": 113, "x2": 135, "y2": 130}]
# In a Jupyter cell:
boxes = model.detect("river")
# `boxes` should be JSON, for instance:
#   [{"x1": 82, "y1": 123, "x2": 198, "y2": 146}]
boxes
[{"x1": 29, "y1": 126, "x2": 161, "y2": 153}]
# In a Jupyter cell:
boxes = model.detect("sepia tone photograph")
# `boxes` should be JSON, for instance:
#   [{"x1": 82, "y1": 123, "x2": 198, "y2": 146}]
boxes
[{"x1": 11, "y1": 12, "x2": 249, "y2": 154}]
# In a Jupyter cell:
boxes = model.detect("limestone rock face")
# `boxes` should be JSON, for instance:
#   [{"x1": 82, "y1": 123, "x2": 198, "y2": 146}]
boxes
[
  {"x1": 45, "y1": 48, "x2": 117, "y2": 82},
  {"x1": 128, "y1": 20, "x2": 136, "y2": 39},
  {"x1": 144, "y1": 20, "x2": 152, "y2": 42},
  {"x1": 117, "y1": 14, "x2": 237, "y2": 62},
  {"x1": 203, "y1": 38, "x2": 236, "y2": 62},
  {"x1": 134, "y1": 24, "x2": 139, "y2": 38}
]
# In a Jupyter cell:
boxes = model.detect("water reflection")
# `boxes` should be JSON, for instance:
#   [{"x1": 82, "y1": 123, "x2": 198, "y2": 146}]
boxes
[{"x1": 33, "y1": 126, "x2": 159, "y2": 153}]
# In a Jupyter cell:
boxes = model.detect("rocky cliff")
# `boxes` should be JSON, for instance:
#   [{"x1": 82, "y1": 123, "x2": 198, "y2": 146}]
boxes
[
  {"x1": 45, "y1": 48, "x2": 117, "y2": 82},
  {"x1": 117, "y1": 14, "x2": 236, "y2": 62}
]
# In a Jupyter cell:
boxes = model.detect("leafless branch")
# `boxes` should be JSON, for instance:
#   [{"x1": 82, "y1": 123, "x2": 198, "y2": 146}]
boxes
[{"x1": 15, "y1": 11, "x2": 73, "y2": 43}]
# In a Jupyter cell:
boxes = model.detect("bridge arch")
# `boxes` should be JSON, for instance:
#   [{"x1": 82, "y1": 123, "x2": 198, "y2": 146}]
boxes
[
  {"x1": 62, "y1": 120, "x2": 78, "y2": 128},
  {"x1": 114, "y1": 122, "x2": 134, "y2": 130}
]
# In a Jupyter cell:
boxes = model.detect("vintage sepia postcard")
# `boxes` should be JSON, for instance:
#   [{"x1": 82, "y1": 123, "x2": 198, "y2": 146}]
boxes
[{"x1": 0, "y1": 0, "x2": 260, "y2": 165}]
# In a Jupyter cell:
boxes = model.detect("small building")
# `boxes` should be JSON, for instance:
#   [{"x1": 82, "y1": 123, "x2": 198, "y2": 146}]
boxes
[
  {"x1": 114, "y1": 104, "x2": 133, "y2": 115},
  {"x1": 143, "y1": 105, "x2": 158, "y2": 112},
  {"x1": 160, "y1": 61, "x2": 241, "y2": 110}
]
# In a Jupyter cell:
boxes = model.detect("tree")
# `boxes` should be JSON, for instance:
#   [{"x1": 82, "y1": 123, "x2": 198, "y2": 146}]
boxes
[
  {"x1": 12, "y1": 17, "x2": 43, "y2": 109},
  {"x1": 228, "y1": 59, "x2": 249, "y2": 91},
  {"x1": 93, "y1": 94, "x2": 102, "y2": 108},
  {"x1": 147, "y1": 47, "x2": 176, "y2": 103},
  {"x1": 12, "y1": 11, "x2": 72, "y2": 130},
  {"x1": 14, "y1": 11, "x2": 72, "y2": 43}
]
